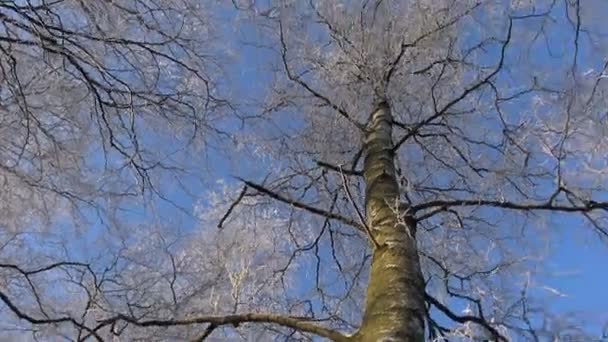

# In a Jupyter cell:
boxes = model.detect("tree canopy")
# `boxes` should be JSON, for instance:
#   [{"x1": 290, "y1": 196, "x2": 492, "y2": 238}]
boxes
[{"x1": 1, "y1": 0, "x2": 608, "y2": 341}]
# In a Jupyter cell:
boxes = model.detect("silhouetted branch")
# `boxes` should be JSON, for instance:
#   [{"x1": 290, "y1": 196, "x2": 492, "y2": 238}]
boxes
[
  {"x1": 217, "y1": 186, "x2": 248, "y2": 228},
  {"x1": 96, "y1": 313, "x2": 349, "y2": 342},
  {"x1": 238, "y1": 178, "x2": 364, "y2": 232},
  {"x1": 425, "y1": 293, "x2": 507, "y2": 342},
  {"x1": 315, "y1": 160, "x2": 363, "y2": 176}
]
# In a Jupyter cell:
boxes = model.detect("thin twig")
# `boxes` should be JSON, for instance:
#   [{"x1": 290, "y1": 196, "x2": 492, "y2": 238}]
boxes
[{"x1": 339, "y1": 165, "x2": 380, "y2": 248}]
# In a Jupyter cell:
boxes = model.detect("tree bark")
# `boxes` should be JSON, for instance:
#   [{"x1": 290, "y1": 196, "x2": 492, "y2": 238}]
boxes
[{"x1": 353, "y1": 101, "x2": 426, "y2": 341}]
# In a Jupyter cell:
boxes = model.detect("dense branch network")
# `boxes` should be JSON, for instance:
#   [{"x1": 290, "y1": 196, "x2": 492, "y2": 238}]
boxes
[{"x1": 1, "y1": 0, "x2": 607, "y2": 341}]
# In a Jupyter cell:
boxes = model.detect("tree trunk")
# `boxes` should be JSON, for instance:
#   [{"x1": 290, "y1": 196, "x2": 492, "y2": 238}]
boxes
[{"x1": 353, "y1": 101, "x2": 426, "y2": 341}]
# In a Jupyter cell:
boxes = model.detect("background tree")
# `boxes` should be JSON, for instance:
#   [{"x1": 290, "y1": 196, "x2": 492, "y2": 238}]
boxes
[{"x1": 1, "y1": 0, "x2": 608, "y2": 341}]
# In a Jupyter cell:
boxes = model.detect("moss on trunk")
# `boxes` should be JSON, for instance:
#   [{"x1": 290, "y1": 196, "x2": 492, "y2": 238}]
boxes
[{"x1": 353, "y1": 102, "x2": 426, "y2": 342}]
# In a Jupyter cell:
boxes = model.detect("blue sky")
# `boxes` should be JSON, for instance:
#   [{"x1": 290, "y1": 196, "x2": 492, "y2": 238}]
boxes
[
  {"x1": 542, "y1": 214, "x2": 608, "y2": 333},
  {"x1": 6, "y1": 2, "x2": 605, "y2": 340},
  {"x1": 207, "y1": 2, "x2": 608, "y2": 339}
]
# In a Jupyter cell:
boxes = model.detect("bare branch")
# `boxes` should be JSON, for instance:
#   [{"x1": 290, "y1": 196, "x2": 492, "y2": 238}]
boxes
[
  {"x1": 97, "y1": 313, "x2": 349, "y2": 342},
  {"x1": 414, "y1": 198, "x2": 608, "y2": 214},
  {"x1": 0, "y1": 290, "x2": 103, "y2": 341},
  {"x1": 315, "y1": 160, "x2": 363, "y2": 176},
  {"x1": 393, "y1": 17, "x2": 513, "y2": 151},
  {"x1": 238, "y1": 178, "x2": 364, "y2": 232},
  {"x1": 217, "y1": 186, "x2": 248, "y2": 228},
  {"x1": 338, "y1": 165, "x2": 380, "y2": 248},
  {"x1": 278, "y1": 19, "x2": 365, "y2": 131},
  {"x1": 425, "y1": 293, "x2": 507, "y2": 342}
]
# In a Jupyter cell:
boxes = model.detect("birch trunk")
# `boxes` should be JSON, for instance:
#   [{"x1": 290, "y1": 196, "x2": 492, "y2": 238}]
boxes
[{"x1": 353, "y1": 102, "x2": 426, "y2": 341}]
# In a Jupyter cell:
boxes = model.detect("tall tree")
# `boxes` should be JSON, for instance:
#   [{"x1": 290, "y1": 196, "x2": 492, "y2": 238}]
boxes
[{"x1": 1, "y1": 0, "x2": 608, "y2": 341}]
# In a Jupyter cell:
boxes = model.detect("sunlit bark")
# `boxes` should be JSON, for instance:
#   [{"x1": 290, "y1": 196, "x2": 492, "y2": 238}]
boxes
[{"x1": 355, "y1": 102, "x2": 425, "y2": 341}]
